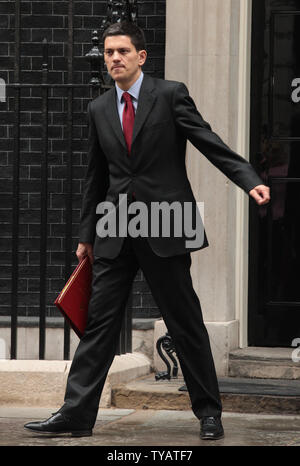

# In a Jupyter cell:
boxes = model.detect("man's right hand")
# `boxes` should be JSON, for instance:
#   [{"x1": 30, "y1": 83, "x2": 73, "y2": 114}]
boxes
[{"x1": 76, "y1": 242, "x2": 94, "y2": 264}]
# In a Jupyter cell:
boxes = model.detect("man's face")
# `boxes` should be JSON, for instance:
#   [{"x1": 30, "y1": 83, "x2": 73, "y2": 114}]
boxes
[{"x1": 104, "y1": 35, "x2": 147, "y2": 86}]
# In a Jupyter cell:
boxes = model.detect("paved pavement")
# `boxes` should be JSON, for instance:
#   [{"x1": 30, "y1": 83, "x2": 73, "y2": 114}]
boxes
[{"x1": 0, "y1": 407, "x2": 300, "y2": 449}]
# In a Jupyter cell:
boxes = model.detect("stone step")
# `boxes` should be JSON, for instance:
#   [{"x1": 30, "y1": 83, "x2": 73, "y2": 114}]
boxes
[
  {"x1": 228, "y1": 347, "x2": 300, "y2": 379},
  {"x1": 111, "y1": 374, "x2": 300, "y2": 415}
]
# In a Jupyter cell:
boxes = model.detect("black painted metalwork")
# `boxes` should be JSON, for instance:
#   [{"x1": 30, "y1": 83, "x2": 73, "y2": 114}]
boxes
[
  {"x1": 155, "y1": 332, "x2": 179, "y2": 380},
  {"x1": 105, "y1": 0, "x2": 140, "y2": 26},
  {"x1": 10, "y1": 0, "x2": 21, "y2": 360},
  {"x1": 85, "y1": 0, "x2": 141, "y2": 87},
  {"x1": 85, "y1": 30, "x2": 105, "y2": 86},
  {"x1": 7, "y1": 0, "x2": 139, "y2": 359},
  {"x1": 154, "y1": 331, "x2": 187, "y2": 391},
  {"x1": 39, "y1": 38, "x2": 49, "y2": 359},
  {"x1": 63, "y1": 0, "x2": 74, "y2": 361}
]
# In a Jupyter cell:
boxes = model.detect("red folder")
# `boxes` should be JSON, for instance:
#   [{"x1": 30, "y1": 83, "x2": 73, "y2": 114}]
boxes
[{"x1": 54, "y1": 257, "x2": 92, "y2": 338}]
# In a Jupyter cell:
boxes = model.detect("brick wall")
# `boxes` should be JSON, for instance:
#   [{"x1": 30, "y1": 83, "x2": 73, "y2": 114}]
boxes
[{"x1": 0, "y1": 0, "x2": 165, "y2": 321}]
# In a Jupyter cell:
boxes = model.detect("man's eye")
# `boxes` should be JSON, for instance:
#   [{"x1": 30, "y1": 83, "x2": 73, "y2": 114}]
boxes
[{"x1": 105, "y1": 49, "x2": 129, "y2": 56}]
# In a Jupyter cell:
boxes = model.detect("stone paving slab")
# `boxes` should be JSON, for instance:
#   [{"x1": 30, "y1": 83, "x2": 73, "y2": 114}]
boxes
[
  {"x1": 112, "y1": 375, "x2": 300, "y2": 414},
  {"x1": 1, "y1": 407, "x2": 300, "y2": 447}
]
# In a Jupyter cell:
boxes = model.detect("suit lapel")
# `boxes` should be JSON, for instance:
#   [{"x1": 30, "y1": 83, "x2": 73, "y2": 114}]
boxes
[
  {"x1": 131, "y1": 74, "x2": 156, "y2": 147},
  {"x1": 104, "y1": 74, "x2": 157, "y2": 151},
  {"x1": 104, "y1": 87, "x2": 126, "y2": 150}
]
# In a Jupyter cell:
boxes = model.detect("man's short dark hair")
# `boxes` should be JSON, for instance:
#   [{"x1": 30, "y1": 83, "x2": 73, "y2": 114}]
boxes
[{"x1": 102, "y1": 21, "x2": 146, "y2": 51}]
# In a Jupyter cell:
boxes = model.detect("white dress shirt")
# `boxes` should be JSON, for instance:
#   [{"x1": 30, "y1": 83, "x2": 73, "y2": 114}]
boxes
[{"x1": 115, "y1": 71, "x2": 144, "y2": 129}]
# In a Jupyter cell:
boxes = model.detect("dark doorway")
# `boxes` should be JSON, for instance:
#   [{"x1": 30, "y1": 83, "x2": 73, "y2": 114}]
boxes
[{"x1": 249, "y1": 0, "x2": 300, "y2": 346}]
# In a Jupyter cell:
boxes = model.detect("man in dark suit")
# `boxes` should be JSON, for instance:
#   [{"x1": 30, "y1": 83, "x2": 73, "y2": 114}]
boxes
[{"x1": 25, "y1": 22, "x2": 270, "y2": 440}]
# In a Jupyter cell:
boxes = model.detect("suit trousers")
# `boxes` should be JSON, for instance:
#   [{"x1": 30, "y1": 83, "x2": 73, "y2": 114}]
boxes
[{"x1": 59, "y1": 235, "x2": 222, "y2": 428}]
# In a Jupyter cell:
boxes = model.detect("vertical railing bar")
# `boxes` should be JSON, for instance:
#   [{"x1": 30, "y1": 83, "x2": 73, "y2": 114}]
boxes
[
  {"x1": 63, "y1": 0, "x2": 74, "y2": 360},
  {"x1": 63, "y1": 89, "x2": 73, "y2": 360},
  {"x1": 14, "y1": 0, "x2": 20, "y2": 83},
  {"x1": 39, "y1": 38, "x2": 49, "y2": 359},
  {"x1": 10, "y1": 0, "x2": 21, "y2": 359},
  {"x1": 11, "y1": 88, "x2": 20, "y2": 360}
]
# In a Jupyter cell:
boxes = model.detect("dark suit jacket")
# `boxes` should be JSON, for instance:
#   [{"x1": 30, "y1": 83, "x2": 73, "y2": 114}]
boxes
[{"x1": 79, "y1": 73, "x2": 263, "y2": 258}]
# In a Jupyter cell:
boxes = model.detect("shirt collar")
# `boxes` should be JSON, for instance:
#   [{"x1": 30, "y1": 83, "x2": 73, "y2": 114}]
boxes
[{"x1": 115, "y1": 71, "x2": 144, "y2": 104}]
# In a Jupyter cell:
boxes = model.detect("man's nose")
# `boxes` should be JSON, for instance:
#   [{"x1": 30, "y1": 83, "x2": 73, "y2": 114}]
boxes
[{"x1": 112, "y1": 51, "x2": 121, "y2": 60}]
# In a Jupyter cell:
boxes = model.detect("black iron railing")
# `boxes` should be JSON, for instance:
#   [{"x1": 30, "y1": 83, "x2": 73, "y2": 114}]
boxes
[
  {"x1": 1, "y1": 0, "x2": 140, "y2": 360},
  {"x1": 5, "y1": 61, "x2": 133, "y2": 361}
]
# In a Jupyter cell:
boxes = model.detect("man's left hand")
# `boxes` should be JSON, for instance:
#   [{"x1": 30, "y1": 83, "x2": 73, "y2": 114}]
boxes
[{"x1": 249, "y1": 184, "x2": 270, "y2": 206}]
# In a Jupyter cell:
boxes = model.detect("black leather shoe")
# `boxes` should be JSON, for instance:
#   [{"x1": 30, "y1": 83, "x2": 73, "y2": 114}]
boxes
[
  {"x1": 200, "y1": 416, "x2": 224, "y2": 440},
  {"x1": 24, "y1": 412, "x2": 92, "y2": 437}
]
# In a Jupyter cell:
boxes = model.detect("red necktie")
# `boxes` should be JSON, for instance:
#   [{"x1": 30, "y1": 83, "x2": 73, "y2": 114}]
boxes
[{"x1": 122, "y1": 91, "x2": 135, "y2": 155}]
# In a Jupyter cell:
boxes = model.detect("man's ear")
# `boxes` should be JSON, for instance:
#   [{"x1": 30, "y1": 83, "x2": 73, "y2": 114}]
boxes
[{"x1": 138, "y1": 50, "x2": 147, "y2": 66}]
